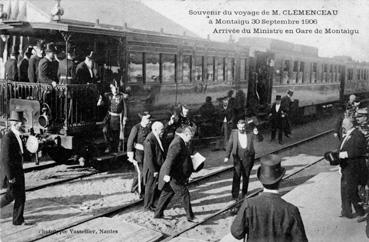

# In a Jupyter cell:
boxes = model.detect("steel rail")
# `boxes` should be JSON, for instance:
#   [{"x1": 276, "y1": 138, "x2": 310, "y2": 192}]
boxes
[{"x1": 29, "y1": 129, "x2": 333, "y2": 242}]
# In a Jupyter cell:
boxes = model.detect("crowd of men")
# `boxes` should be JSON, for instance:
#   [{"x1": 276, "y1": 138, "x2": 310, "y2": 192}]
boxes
[
  {"x1": 4, "y1": 40, "x2": 96, "y2": 85},
  {"x1": 9, "y1": 84, "x2": 369, "y2": 240}
]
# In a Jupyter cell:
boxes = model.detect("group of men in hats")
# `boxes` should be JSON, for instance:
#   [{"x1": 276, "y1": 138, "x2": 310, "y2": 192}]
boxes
[
  {"x1": 4, "y1": 39, "x2": 97, "y2": 85},
  {"x1": 269, "y1": 89, "x2": 294, "y2": 144}
]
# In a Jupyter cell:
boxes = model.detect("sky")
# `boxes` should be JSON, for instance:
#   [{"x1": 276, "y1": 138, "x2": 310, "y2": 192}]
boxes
[{"x1": 143, "y1": 0, "x2": 369, "y2": 62}]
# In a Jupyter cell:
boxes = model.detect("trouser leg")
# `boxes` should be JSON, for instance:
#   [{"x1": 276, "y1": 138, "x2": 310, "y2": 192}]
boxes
[
  {"x1": 171, "y1": 180, "x2": 193, "y2": 219},
  {"x1": 232, "y1": 157, "x2": 242, "y2": 200},
  {"x1": 154, "y1": 183, "x2": 175, "y2": 217},
  {"x1": 12, "y1": 183, "x2": 25, "y2": 225},
  {"x1": 241, "y1": 157, "x2": 254, "y2": 197},
  {"x1": 278, "y1": 128, "x2": 283, "y2": 143},
  {"x1": 341, "y1": 174, "x2": 353, "y2": 215},
  {"x1": 131, "y1": 162, "x2": 144, "y2": 195},
  {"x1": 144, "y1": 173, "x2": 157, "y2": 209}
]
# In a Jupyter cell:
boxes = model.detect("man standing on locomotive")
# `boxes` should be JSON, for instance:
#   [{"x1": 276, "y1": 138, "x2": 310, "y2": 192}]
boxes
[
  {"x1": 18, "y1": 47, "x2": 33, "y2": 83},
  {"x1": 127, "y1": 111, "x2": 152, "y2": 198},
  {"x1": 98, "y1": 81, "x2": 127, "y2": 153},
  {"x1": 57, "y1": 45, "x2": 77, "y2": 84},
  {"x1": 28, "y1": 40, "x2": 44, "y2": 83},
  {"x1": 38, "y1": 43, "x2": 58, "y2": 86},
  {"x1": 75, "y1": 51, "x2": 96, "y2": 84}
]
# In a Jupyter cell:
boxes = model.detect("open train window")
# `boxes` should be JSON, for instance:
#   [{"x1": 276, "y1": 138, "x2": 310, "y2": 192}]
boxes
[
  {"x1": 194, "y1": 56, "x2": 203, "y2": 82},
  {"x1": 240, "y1": 59, "x2": 246, "y2": 82},
  {"x1": 216, "y1": 57, "x2": 224, "y2": 82},
  {"x1": 182, "y1": 55, "x2": 192, "y2": 83},
  {"x1": 128, "y1": 52, "x2": 144, "y2": 83},
  {"x1": 162, "y1": 54, "x2": 176, "y2": 83},
  {"x1": 207, "y1": 57, "x2": 215, "y2": 82}
]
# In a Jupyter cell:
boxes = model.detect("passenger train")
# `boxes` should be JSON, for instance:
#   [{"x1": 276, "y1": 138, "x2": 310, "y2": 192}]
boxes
[{"x1": 0, "y1": 18, "x2": 368, "y2": 164}]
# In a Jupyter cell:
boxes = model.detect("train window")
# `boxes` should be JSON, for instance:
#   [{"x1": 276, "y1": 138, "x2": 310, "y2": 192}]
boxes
[
  {"x1": 162, "y1": 54, "x2": 176, "y2": 83},
  {"x1": 300, "y1": 62, "x2": 305, "y2": 72},
  {"x1": 145, "y1": 53, "x2": 160, "y2": 83},
  {"x1": 312, "y1": 63, "x2": 317, "y2": 72},
  {"x1": 348, "y1": 68, "x2": 353, "y2": 81},
  {"x1": 227, "y1": 58, "x2": 235, "y2": 82},
  {"x1": 207, "y1": 57, "x2": 215, "y2": 82},
  {"x1": 216, "y1": 57, "x2": 224, "y2": 82},
  {"x1": 324, "y1": 64, "x2": 328, "y2": 72},
  {"x1": 293, "y1": 61, "x2": 299, "y2": 72},
  {"x1": 194, "y1": 56, "x2": 203, "y2": 82},
  {"x1": 240, "y1": 59, "x2": 245, "y2": 82},
  {"x1": 182, "y1": 55, "x2": 192, "y2": 83},
  {"x1": 128, "y1": 52, "x2": 144, "y2": 83},
  {"x1": 283, "y1": 60, "x2": 290, "y2": 72}
]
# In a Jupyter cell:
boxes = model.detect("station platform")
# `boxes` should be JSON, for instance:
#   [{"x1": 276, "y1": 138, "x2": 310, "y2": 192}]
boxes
[{"x1": 220, "y1": 170, "x2": 368, "y2": 242}]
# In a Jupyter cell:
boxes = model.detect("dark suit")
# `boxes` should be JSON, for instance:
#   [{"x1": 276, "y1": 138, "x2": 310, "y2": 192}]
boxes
[
  {"x1": 28, "y1": 55, "x2": 41, "y2": 83},
  {"x1": 127, "y1": 123, "x2": 151, "y2": 194},
  {"x1": 155, "y1": 136, "x2": 194, "y2": 219},
  {"x1": 219, "y1": 104, "x2": 236, "y2": 149},
  {"x1": 75, "y1": 62, "x2": 95, "y2": 84},
  {"x1": 226, "y1": 130, "x2": 263, "y2": 199},
  {"x1": 5, "y1": 58, "x2": 18, "y2": 81},
  {"x1": 143, "y1": 132, "x2": 165, "y2": 209},
  {"x1": 339, "y1": 128, "x2": 368, "y2": 216},
  {"x1": 18, "y1": 57, "x2": 30, "y2": 82},
  {"x1": 270, "y1": 103, "x2": 286, "y2": 143},
  {"x1": 231, "y1": 192, "x2": 308, "y2": 242},
  {"x1": 38, "y1": 57, "x2": 58, "y2": 84},
  {"x1": 57, "y1": 58, "x2": 76, "y2": 84},
  {"x1": 0, "y1": 130, "x2": 26, "y2": 225},
  {"x1": 281, "y1": 95, "x2": 292, "y2": 135}
]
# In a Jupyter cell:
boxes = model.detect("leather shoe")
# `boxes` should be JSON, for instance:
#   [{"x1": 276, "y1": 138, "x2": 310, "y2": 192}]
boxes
[
  {"x1": 144, "y1": 206, "x2": 156, "y2": 212},
  {"x1": 13, "y1": 221, "x2": 34, "y2": 226},
  {"x1": 187, "y1": 216, "x2": 200, "y2": 223},
  {"x1": 357, "y1": 214, "x2": 367, "y2": 223},
  {"x1": 339, "y1": 212, "x2": 355, "y2": 219}
]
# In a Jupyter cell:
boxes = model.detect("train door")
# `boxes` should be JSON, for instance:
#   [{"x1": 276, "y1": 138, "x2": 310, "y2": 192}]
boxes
[{"x1": 246, "y1": 51, "x2": 274, "y2": 115}]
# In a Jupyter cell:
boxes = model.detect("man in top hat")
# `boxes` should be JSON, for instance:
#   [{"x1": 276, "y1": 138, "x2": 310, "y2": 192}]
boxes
[
  {"x1": 231, "y1": 154, "x2": 308, "y2": 241},
  {"x1": 57, "y1": 45, "x2": 77, "y2": 84},
  {"x1": 127, "y1": 111, "x2": 152, "y2": 197},
  {"x1": 4, "y1": 49, "x2": 19, "y2": 81},
  {"x1": 28, "y1": 40, "x2": 44, "y2": 83},
  {"x1": 0, "y1": 111, "x2": 28, "y2": 225},
  {"x1": 18, "y1": 46, "x2": 33, "y2": 82},
  {"x1": 154, "y1": 125, "x2": 196, "y2": 221},
  {"x1": 38, "y1": 42, "x2": 58, "y2": 86},
  {"x1": 198, "y1": 96, "x2": 216, "y2": 137},
  {"x1": 281, "y1": 89, "x2": 294, "y2": 137},
  {"x1": 338, "y1": 117, "x2": 368, "y2": 219},
  {"x1": 98, "y1": 82, "x2": 128, "y2": 153},
  {"x1": 224, "y1": 119, "x2": 263, "y2": 211},
  {"x1": 143, "y1": 121, "x2": 166, "y2": 211},
  {"x1": 216, "y1": 97, "x2": 236, "y2": 150},
  {"x1": 270, "y1": 95, "x2": 287, "y2": 144},
  {"x1": 75, "y1": 51, "x2": 96, "y2": 84}
]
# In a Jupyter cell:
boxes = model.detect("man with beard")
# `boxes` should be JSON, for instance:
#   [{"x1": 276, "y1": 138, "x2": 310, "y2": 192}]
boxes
[
  {"x1": 338, "y1": 117, "x2": 368, "y2": 219},
  {"x1": 224, "y1": 119, "x2": 263, "y2": 214},
  {"x1": 0, "y1": 111, "x2": 28, "y2": 225},
  {"x1": 143, "y1": 121, "x2": 165, "y2": 211}
]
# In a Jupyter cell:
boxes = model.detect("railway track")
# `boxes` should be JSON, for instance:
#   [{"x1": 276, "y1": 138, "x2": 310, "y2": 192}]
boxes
[{"x1": 28, "y1": 128, "x2": 334, "y2": 242}]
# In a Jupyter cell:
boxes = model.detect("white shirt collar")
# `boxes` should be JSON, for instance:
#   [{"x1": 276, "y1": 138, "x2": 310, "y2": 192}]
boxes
[
  {"x1": 11, "y1": 127, "x2": 23, "y2": 154},
  {"x1": 263, "y1": 188, "x2": 279, "y2": 194},
  {"x1": 153, "y1": 133, "x2": 164, "y2": 151}
]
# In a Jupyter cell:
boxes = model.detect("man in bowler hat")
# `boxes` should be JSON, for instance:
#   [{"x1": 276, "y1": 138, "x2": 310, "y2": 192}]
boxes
[
  {"x1": 18, "y1": 46, "x2": 33, "y2": 82},
  {"x1": 0, "y1": 111, "x2": 28, "y2": 225},
  {"x1": 231, "y1": 154, "x2": 308, "y2": 241},
  {"x1": 281, "y1": 89, "x2": 294, "y2": 137},
  {"x1": 38, "y1": 42, "x2": 58, "y2": 86},
  {"x1": 4, "y1": 49, "x2": 18, "y2": 81},
  {"x1": 28, "y1": 40, "x2": 44, "y2": 83}
]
